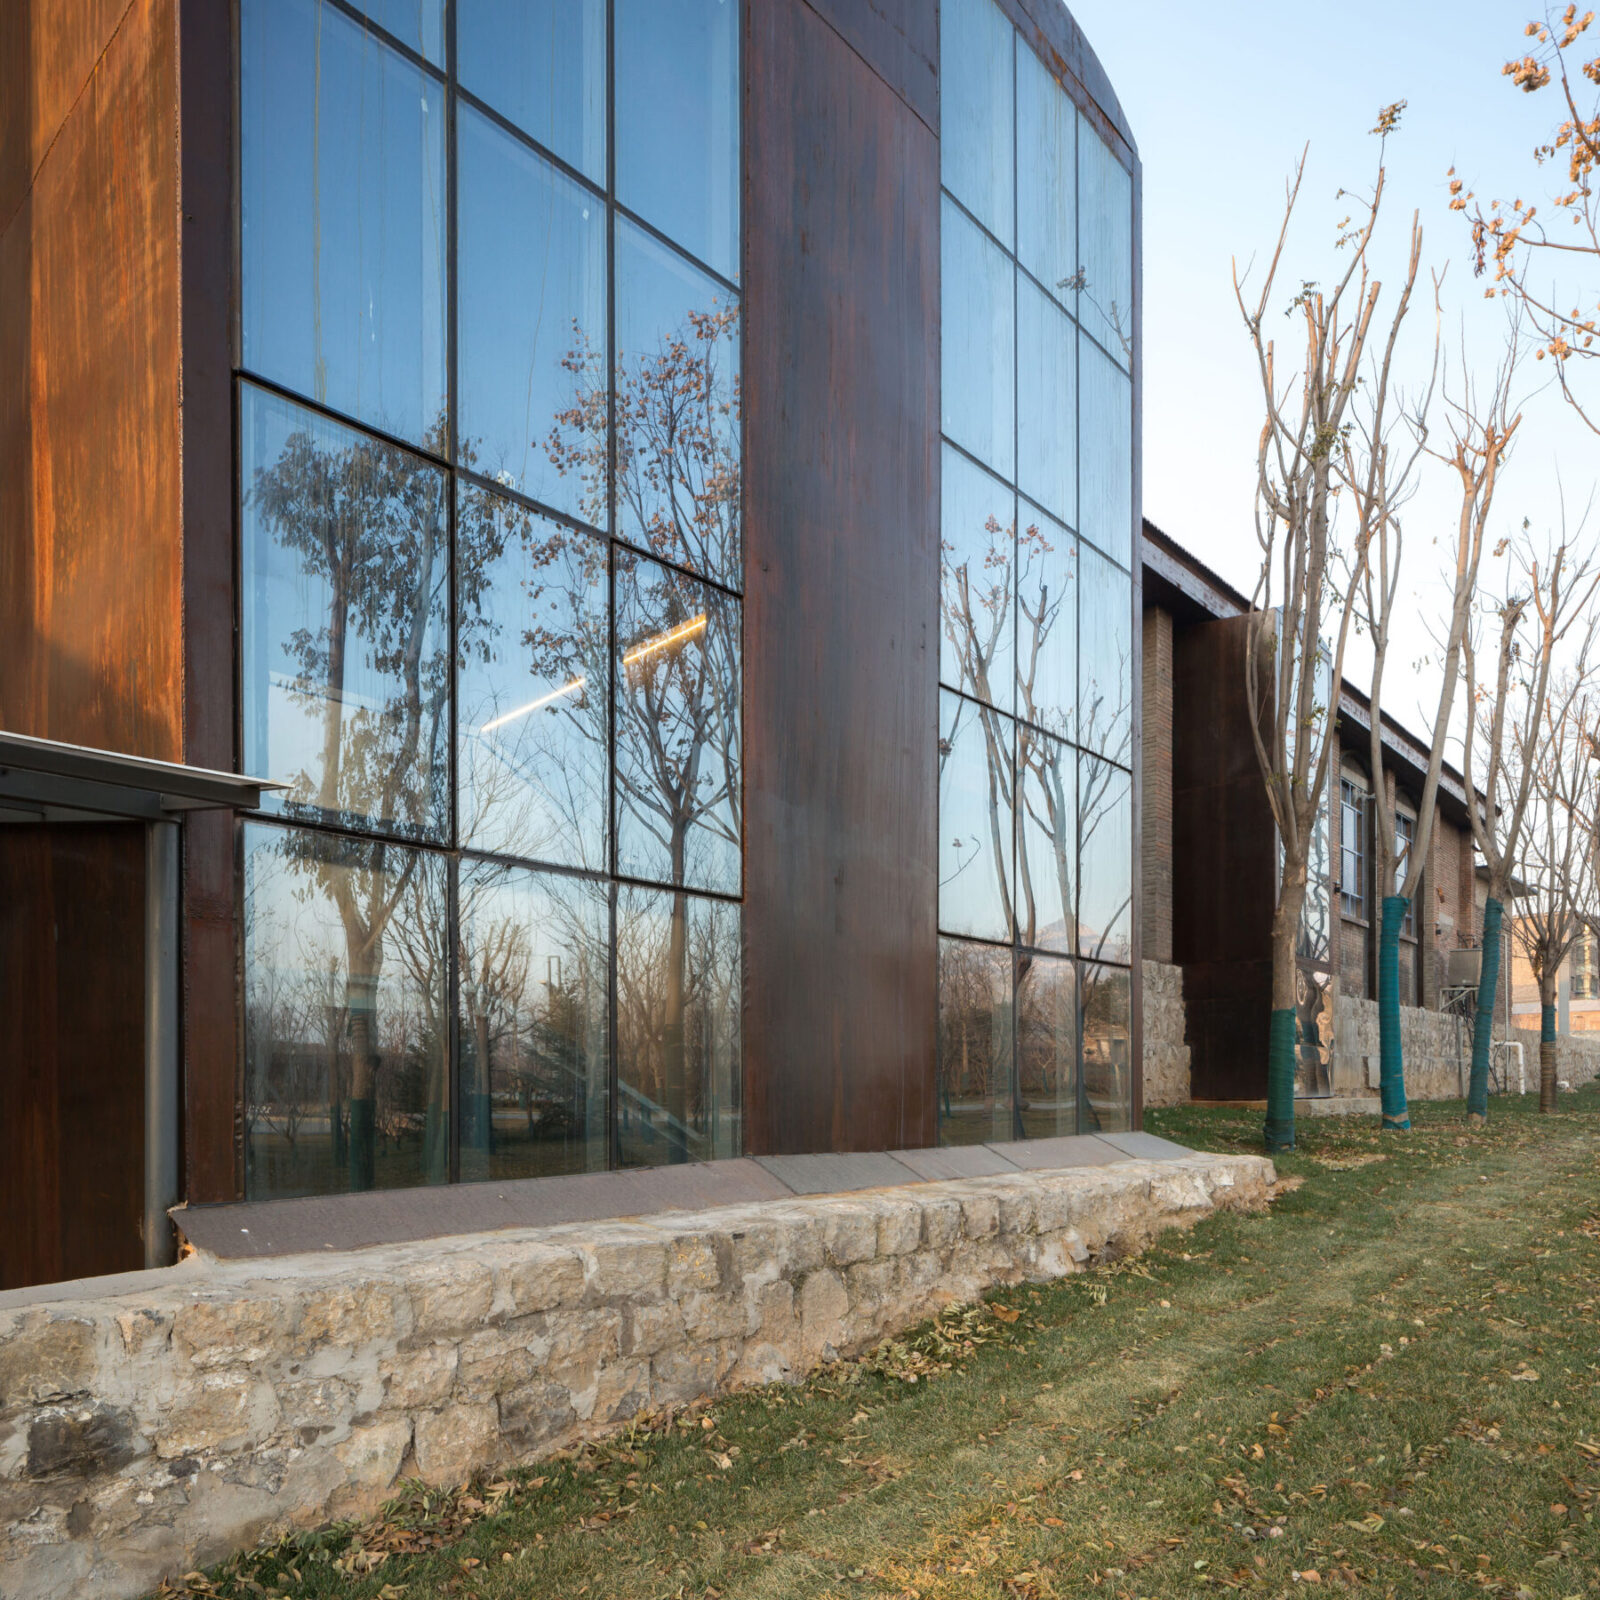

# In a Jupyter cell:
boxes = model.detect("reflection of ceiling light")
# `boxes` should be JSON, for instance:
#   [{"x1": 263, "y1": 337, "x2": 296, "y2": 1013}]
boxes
[
  {"x1": 624, "y1": 613, "x2": 706, "y2": 667},
  {"x1": 480, "y1": 676, "x2": 585, "y2": 734}
]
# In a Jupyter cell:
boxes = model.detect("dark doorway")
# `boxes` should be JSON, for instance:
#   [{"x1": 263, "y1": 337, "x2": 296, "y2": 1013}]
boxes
[{"x1": 0, "y1": 824, "x2": 146, "y2": 1290}]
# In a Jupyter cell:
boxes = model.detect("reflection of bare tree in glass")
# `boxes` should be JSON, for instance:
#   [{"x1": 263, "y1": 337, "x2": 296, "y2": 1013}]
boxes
[
  {"x1": 249, "y1": 418, "x2": 501, "y2": 1189},
  {"x1": 547, "y1": 307, "x2": 742, "y2": 1158}
]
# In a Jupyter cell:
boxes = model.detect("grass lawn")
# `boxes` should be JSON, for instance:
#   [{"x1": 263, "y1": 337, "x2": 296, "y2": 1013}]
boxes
[{"x1": 161, "y1": 1090, "x2": 1600, "y2": 1600}]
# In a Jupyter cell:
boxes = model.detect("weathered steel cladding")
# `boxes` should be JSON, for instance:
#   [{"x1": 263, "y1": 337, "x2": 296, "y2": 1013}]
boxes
[{"x1": 742, "y1": 0, "x2": 942, "y2": 1153}]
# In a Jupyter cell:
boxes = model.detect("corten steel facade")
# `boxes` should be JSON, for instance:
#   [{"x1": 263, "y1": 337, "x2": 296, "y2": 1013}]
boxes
[{"x1": 0, "y1": 0, "x2": 1140, "y2": 1291}]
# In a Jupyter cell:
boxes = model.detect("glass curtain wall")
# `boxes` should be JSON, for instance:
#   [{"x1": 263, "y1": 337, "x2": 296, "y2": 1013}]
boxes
[
  {"x1": 937, "y1": 0, "x2": 1135, "y2": 1142},
  {"x1": 239, "y1": 0, "x2": 742, "y2": 1199}
]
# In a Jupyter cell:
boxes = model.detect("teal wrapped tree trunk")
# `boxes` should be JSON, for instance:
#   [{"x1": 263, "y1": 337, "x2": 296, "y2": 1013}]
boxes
[
  {"x1": 1378, "y1": 895, "x2": 1412, "y2": 1129},
  {"x1": 1466, "y1": 896, "x2": 1504, "y2": 1119},
  {"x1": 1539, "y1": 1001, "x2": 1559, "y2": 1113},
  {"x1": 1265, "y1": 1007, "x2": 1297, "y2": 1152}
]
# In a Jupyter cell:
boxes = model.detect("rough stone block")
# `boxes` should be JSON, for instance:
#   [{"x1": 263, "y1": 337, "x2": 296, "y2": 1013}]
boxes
[
  {"x1": 380, "y1": 1342, "x2": 458, "y2": 1410},
  {"x1": 156, "y1": 1374, "x2": 280, "y2": 1459},
  {"x1": 413, "y1": 1402, "x2": 499, "y2": 1486},
  {"x1": 296, "y1": 1282, "x2": 404, "y2": 1352},
  {"x1": 23, "y1": 1402, "x2": 143, "y2": 1479},
  {"x1": 409, "y1": 1263, "x2": 494, "y2": 1337},
  {"x1": 498, "y1": 1381, "x2": 576, "y2": 1455},
  {"x1": 581, "y1": 1236, "x2": 668, "y2": 1302},
  {"x1": 0, "y1": 1317, "x2": 97, "y2": 1405},
  {"x1": 876, "y1": 1201, "x2": 923, "y2": 1257},
  {"x1": 678, "y1": 1291, "x2": 745, "y2": 1343},
  {"x1": 173, "y1": 1298, "x2": 284, "y2": 1370},
  {"x1": 496, "y1": 1246, "x2": 586, "y2": 1317},
  {"x1": 623, "y1": 1300, "x2": 685, "y2": 1358},
  {"x1": 335, "y1": 1416, "x2": 411, "y2": 1493},
  {"x1": 919, "y1": 1197, "x2": 963, "y2": 1250},
  {"x1": 662, "y1": 1235, "x2": 722, "y2": 1296},
  {"x1": 959, "y1": 1193, "x2": 999, "y2": 1240},
  {"x1": 455, "y1": 1327, "x2": 549, "y2": 1400}
]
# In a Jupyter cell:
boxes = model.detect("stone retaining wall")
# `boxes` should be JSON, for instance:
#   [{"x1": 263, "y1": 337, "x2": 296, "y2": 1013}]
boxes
[
  {"x1": 1141, "y1": 961, "x2": 1191, "y2": 1107},
  {"x1": 0, "y1": 1153, "x2": 1271, "y2": 1600},
  {"x1": 1332, "y1": 995, "x2": 1600, "y2": 1100}
]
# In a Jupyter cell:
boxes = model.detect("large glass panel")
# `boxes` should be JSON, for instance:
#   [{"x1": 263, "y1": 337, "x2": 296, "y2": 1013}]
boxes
[
  {"x1": 241, "y1": 0, "x2": 447, "y2": 447},
  {"x1": 1016, "y1": 42, "x2": 1075, "y2": 304},
  {"x1": 939, "y1": 0, "x2": 1014, "y2": 248},
  {"x1": 457, "y1": 860, "x2": 609, "y2": 1182},
  {"x1": 1080, "y1": 961, "x2": 1132, "y2": 1133},
  {"x1": 458, "y1": 0, "x2": 606, "y2": 182},
  {"x1": 1016, "y1": 501, "x2": 1076, "y2": 738},
  {"x1": 938, "y1": 938, "x2": 1015, "y2": 1145},
  {"x1": 615, "y1": 221, "x2": 742, "y2": 587},
  {"x1": 615, "y1": 554, "x2": 742, "y2": 896},
  {"x1": 241, "y1": 384, "x2": 451, "y2": 841},
  {"x1": 940, "y1": 446, "x2": 1015, "y2": 714},
  {"x1": 1017, "y1": 953, "x2": 1077, "y2": 1137},
  {"x1": 1079, "y1": 335, "x2": 1133, "y2": 567},
  {"x1": 244, "y1": 822, "x2": 449, "y2": 1199},
  {"x1": 1079, "y1": 755, "x2": 1132, "y2": 965},
  {"x1": 457, "y1": 484, "x2": 609, "y2": 869},
  {"x1": 942, "y1": 199, "x2": 1016, "y2": 480},
  {"x1": 1076, "y1": 119, "x2": 1134, "y2": 368},
  {"x1": 616, "y1": 885, "x2": 741, "y2": 1166},
  {"x1": 615, "y1": 0, "x2": 739, "y2": 282},
  {"x1": 1016, "y1": 724, "x2": 1075, "y2": 955},
  {"x1": 939, "y1": 689, "x2": 1014, "y2": 943},
  {"x1": 1017, "y1": 278, "x2": 1077, "y2": 527},
  {"x1": 458, "y1": 107, "x2": 607, "y2": 518},
  {"x1": 1079, "y1": 542, "x2": 1132, "y2": 766},
  {"x1": 349, "y1": 0, "x2": 444, "y2": 64}
]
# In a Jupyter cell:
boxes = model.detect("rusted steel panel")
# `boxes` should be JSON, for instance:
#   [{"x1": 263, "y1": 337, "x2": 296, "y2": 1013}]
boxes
[
  {"x1": 0, "y1": 825, "x2": 146, "y2": 1292},
  {"x1": 802, "y1": 0, "x2": 937, "y2": 131},
  {"x1": 994, "y1": 0, "x2": 1136, "y2": 160},
  {"x1": 744, "y1": 0, "x2": 941, "y2": 1155},
  {"x1": 178, "y1": 0, "x2": 243, "y2": 1203},
  {"x1": 0, "y1": 0, "x2": 183, "y2": 761}
]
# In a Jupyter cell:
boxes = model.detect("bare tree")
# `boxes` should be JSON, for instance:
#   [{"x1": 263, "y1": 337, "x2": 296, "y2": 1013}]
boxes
[
  {"x1": 1235, "y1": 108, "x2": 1418, "y2": 1152},
  {"x1": 1461, "y1": 529, "x2": 1600, "y2": 1119},
  {"x1": 1511, "y1": 686, "x2": 1595, "y2": 1109},
  {"x1": 1463, "y1": 7, "x2": 1600, "y2": 432},
  {"x1": 1347, "y1": 314, "x2": 1521, "y2": 1127}
]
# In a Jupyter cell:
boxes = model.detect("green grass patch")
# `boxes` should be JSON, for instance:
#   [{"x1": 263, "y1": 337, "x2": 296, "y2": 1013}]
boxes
[{"x1": 156, "y1": 1088, "x2": 1600, "y2": 1599}]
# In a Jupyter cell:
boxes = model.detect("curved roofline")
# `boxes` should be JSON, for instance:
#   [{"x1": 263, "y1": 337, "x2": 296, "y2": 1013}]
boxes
[{"x1": 1009, "y1": 0, "x2": 1137, "y2": 161}]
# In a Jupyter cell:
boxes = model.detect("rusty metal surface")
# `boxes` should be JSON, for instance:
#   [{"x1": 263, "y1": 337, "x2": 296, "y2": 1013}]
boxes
[
  {"x1": 743, "y1": 0, "x2": 941, "y2": 1157},
  {"x1": 802, "y1": 0, "x2": 937, "y2": 131},
  {"x1": 0, "y1": 0, "x2": 182, "y2": 761}
]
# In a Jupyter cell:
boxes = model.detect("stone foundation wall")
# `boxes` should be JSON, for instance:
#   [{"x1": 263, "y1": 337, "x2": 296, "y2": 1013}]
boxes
[
  {"x1": 1331, "y1": 995, "x2": 1600, "y2": 1100},
  {"x1": 1141, "y1": 961, "x2": 1191, "y2": 1107},
  {"x1": 0, "y1": 1154, "x2": 1272, "y2": 1600}
]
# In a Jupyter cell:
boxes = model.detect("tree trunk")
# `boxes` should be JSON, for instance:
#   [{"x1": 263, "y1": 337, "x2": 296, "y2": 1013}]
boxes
[
  {"x1": 1265, "y1": 878, "x2": 1305, "y2": 1153},
  {"x1": 1377, "y1": 895, "x2": 1412, "y2": 1130},
  {"x1": 1539, "y1": 976, "x2": 1559, "y2": 1114},
  {"x1": 1466, "y1": 897, "x2": 1504, "y2": 1122},
  {"x1": 663, "y1": 838, "x2": 690, "y2": 1164},
  {"x1": 346, "y1": 970, "x2": 378, "y2": 1192}
]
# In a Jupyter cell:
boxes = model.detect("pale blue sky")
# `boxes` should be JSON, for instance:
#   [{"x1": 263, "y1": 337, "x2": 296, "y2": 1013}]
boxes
[{"x1": 1069, "y1": 0, "x2": 1594, "y2": 727}]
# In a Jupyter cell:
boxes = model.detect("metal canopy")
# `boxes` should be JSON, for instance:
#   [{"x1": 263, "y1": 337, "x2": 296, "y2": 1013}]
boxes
[{"x1": 0, "y1": 730, "x2": 280, "y2": 823}]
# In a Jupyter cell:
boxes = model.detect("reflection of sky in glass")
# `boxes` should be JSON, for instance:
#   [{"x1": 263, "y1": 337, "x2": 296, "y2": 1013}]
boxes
[
  {"x1": 1017, "y1": 953, "x2": 1077, "y2": 1138},
  {"x1": 941, "y1": 446, "x2": 1015, "y2": 715},
  {"x1": 942, "y1": 199, "x2": 1015, "y2": 481},
  {"x1": 615, "y1": 0, "x2": 739, "y2": 281},
  {"x1": 1076, "y1": 115, "x2": 1134, "y2": 369},
  {"x1": 1016, "y1": 500, "x2": 1076, "y2": 739},
  {"x1": 1079, "y1": 756, "x2": 1132, "y2": 965},
  {"x1": 457, "y1": 858, "x2": 609, "y2": 1181},
  {"x1": 1017, "y1": 279, "x2": 1077, "y2": 527},
  {"x1": 1081, "y1": 961, "x2": 1132, "y2": 1133},
  {"x1": 615, "y1": 555, "x2": 742, "y2": 896},
  {"x1": 1079, "y1": 336, "x2": 1133, "y2": 568},
  {"x1": 458, "y1": 0, "x2": 605, "y2": 182},
  {"x1": 349, "y1": 0, "x2": 444, "y2": 63},
  {"x1": 615, "y1": 221, "x2": 742, "y2": 587},
  {"x1": 457, "y1": 107, "x2": 606, "y2": 518},
  {"x1": 1017, "y1": 40, "x2": 1076, "y2": 304},
  {"x1": 940, "y1": 0, "x2": 1014, "y2": 247},
  {"x1": 1079, "y1": 541, "x2": 1133, "y2": 766},
  {"x1": 244, "y1": 822, "x2": 449, "y2": 1200},
  {"x1": 1017, "y1": 725, "x2": 1076, "y2": 954},
  {"x1": 241, "y1": 383, "x2": 451, "y2": 841},
  {"x1": 938, "y1": 937, "x2": 1015, "y2": 1146},
  {"x1": 457, "y1": 485, "x2": 608, "y2": 870},
  {"x1": 241, "y1": 0, "x2": 447, "y2": 446},
  {"x1": 616, "y1": 885, "x2": 741, "y2": 1166},
  {"x1": 939, "y1": 690, "x2": 1014, "y2": 944}
]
